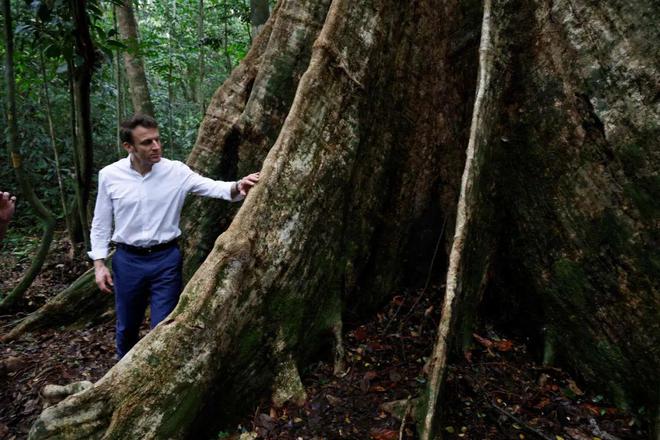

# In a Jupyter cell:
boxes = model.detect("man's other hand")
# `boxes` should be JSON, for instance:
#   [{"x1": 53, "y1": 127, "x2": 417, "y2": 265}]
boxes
[
  {"x1": 238, "y1": 172, "x2": 260, "y2": 196},
  {"x1": 0, "y1": 191, "x2": 17, "y2": 224},
  {"x1": 94, "y1": 260, "x2": 114, "y2": 294}
]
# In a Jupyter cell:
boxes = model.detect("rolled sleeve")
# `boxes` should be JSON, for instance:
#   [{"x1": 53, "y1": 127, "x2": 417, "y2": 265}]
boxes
[{"x1": 88, "y1": 172, "x2": 113, "y2": 260}]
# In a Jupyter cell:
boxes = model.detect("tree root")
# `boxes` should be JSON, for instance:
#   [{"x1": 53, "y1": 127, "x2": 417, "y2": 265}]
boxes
[
  {"x1": 2, "y1": 263, "x2": 113, "y2": 342},
  {"x1": 272, "y1": 356, "x2": 307, "y2": 407},
  {"x1": 41, "y1": 381, "x2": 94, "y2": 409},
  {"x1": 419, "y1": 0, "x2": 512, "y2": 437}
]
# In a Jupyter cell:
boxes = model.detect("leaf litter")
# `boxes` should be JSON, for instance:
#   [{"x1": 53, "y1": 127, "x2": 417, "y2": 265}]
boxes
[{"x1": 0, "y1": 239, "x2": 648, "y2": 439}]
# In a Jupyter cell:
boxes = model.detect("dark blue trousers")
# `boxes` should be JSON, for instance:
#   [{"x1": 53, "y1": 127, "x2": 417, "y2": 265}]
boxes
[{"x1": 113, "y1": 245, "x2": 182, "y2": 358}]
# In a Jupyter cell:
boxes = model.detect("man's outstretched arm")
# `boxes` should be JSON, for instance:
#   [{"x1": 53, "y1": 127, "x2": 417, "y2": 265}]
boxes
[{"x1": 0, "y1": 191, "x2": 17, "y2": 244}]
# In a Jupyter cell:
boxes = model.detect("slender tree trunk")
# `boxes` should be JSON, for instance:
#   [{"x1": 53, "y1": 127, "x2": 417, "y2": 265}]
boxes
[
  {"x1": 197, "y1": 0, "x2": 205, "y2": 116},
  {"x1": 38, "y1": 52, "x2": 77, "y2": 258},
  {"x1": 420, "y1": 0, "x2": 510, "y2": 435},
  {"x1": 113, "y1": 7, "x2": 125, "y2": 156},
  {"x1": 116, "y1": 0, "x2": 155, "y2": 116},
  {"x1": 69, "y1": 0, "x2": 95, "y2": 250},
  {"x1": 222, "y1": 0, "x2": 232, "y2": 73},
  {"x1": 167, "y1": 0, "x2": 176, "y2": 156},
  {"x1": 249, "y1": 0, "x2": 269, "y2": 39},
  {"x1": 1, "y1": 0, "x2": 57, "y2": 311}
]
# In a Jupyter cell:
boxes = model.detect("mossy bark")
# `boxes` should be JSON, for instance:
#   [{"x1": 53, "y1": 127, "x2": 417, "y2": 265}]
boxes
[
  {"x1": 488, "y1": 0, "x2": 659, "y2": 412},
  {"x1": 420, "y1": 0, "x2": 514, "y2": 436}
]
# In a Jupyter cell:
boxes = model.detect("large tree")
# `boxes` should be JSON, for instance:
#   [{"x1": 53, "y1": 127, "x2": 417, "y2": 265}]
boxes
[{"x1": 25, "y1": 0, "x2": 659, "y2": 438}]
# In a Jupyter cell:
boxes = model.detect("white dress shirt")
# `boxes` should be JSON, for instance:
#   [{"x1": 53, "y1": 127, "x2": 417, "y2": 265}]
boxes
[{"x1": 88, "y1": 156, "x2": 242, "y2": 260}]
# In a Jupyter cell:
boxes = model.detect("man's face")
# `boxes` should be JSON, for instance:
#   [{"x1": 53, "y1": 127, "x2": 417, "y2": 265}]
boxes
[{"x1": 124, "y1": 126, "x2": 162, "y2": 165}]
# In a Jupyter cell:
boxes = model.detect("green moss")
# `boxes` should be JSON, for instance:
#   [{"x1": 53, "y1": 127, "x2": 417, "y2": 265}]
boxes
[
  {"x1": 551, "y1": 259, "x2": 589, "y2": 309},
  {"x1": 146, "y1": 354, "x2": 161, "y2": 369},
  {"x1": 236, "y1": 326, "x2": 264, "y2": 362},
  {"x1": 624, "y1": 178, "x2": 660, "y2": 220},
  {"x1": 585, "y1": 209, "x2": 630, "y2": 254},
  {"x1": 270, "y1": 296, "x2": 306, "y2": 346},
  {"x1": 155, "y1": 382, "x2": 205, "y2": 438}
]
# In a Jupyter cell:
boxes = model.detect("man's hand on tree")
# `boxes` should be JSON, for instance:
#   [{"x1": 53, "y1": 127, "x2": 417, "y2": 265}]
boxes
[
  {"x1": 94, "y1": 260, "x2": 114, "y2": 294},
  {"x1": 238, "y1": 172, "x2": 261, "y2": 196},
  {"x1": 0, "y1": 191, "x2": 17, "y2": 224}
]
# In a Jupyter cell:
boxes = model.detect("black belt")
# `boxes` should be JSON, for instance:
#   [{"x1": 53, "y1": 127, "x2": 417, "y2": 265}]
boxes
[{"x1": 113, "y1": 239, "x2": 178, "y2": 255}]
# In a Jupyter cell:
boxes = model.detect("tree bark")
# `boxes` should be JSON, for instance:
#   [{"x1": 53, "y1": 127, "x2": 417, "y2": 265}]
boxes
[
  {"x1": 420, "y1": 0, "x2": 512, "y2": 435},
  {"x1": 116, "y1": 0, "x2": 155, "y2": 116},
  {"x1": 25, "y1": 0, "x2": 660, "y2": 437},
  {"x1": 69, "y1": 0, "x2": 95, "y2": 250},
  {"x1": 250, "y1": 0, "x2": 269, "y2": 39},
  {"x1": 39, "y1": 51, "x2": 77, "y2": 258}
]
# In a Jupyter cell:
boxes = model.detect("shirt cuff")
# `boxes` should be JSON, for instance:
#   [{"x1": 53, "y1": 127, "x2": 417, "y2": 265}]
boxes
[
  {"x1": 231, "y1": 181, "x2": 245, "y2": 202},
  {"x1": 88, "y1": 248, "x2": 109, "y2": 260}
]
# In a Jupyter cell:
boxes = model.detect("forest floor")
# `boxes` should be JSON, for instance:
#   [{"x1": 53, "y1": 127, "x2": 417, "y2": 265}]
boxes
[{"x1": 0, "y1": 234, "x2": 649, "y2": 440}]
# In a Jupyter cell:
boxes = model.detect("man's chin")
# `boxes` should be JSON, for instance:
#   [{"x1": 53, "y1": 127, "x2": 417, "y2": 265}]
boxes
[{"x1": 151, "y1": 156, "x2": 162, "y2": 163}]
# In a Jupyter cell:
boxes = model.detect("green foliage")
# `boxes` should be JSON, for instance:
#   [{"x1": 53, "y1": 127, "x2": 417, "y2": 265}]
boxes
[{"x1": 2, "y1": 0, "x2": 254, "y2": 230}]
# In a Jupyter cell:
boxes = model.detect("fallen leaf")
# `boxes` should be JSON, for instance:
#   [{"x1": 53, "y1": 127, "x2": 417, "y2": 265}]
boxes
[
  {"x1": 473, "y1": 333, "x2": 493, "y2": 348},
  {"x1": 325, "y1": 394, "x2": 342, "y2": 406},
  {"x1": 567, "y1": 379, "x2": 584, "y2": 396},
  {"x1": 388, "y1": 370, "x2": 402, "y2": 382},
  {"x1": 493, "y1": 339, "x2": 513, "y2": 352},
  {"x1": 353, "y1": 327, "x2": 368, "y2": 341},
  {"x1": 370, "y1": 428, "x2": 398, "y2": 440}
]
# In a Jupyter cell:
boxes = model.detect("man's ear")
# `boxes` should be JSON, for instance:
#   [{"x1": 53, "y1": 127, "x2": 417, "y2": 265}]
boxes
[{"x1": 122, "y1": 142, "x2": 133, "y2": 153}]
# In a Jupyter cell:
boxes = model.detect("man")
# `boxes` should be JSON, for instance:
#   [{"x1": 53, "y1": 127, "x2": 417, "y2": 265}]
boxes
[
  {"x1": 89, "y1": 114, "x2": 259, "y2": 358},
  {"x1": 0, "y1": 191, "x2": 17, "y2": 244}
]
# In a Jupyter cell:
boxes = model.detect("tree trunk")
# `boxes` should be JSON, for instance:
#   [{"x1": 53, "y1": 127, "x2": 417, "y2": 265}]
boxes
[
  {"x1": 1, "y1": 0, "x2": 57, "y2": 311},
  {"x1": 69, "y1": 0, "x2": 95, "y2": 250},
  {"x1": 116, "y1": 0, "x2": 155, "y2": 116},
  {"x1": 250, "y1": 0, "x2": 269, "y2": 39},
  {"x1": 39, "y1": 51, "x2": 77, "y2": 259},
  {"x1": 26, "y1": 0, "x2": 660, "y2": 437},
  {"x1": 197, "y1": 0, "x2": 205, "y2": 115}
]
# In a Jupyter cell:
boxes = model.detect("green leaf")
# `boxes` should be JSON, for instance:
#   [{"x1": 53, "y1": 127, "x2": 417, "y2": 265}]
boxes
[
  {"x1": 44, "y1": 44, "x2": 61, "y2": 58},
  {"x1": 105, "y1": 39, "x2": 127, "y2": 50}
]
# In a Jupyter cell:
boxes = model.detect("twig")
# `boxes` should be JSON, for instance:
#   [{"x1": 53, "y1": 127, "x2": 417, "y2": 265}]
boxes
[
  {"x1": 487, "y1": 401, "x2": 554, "y2": 440},
  {"x1": 398, "y1": 215, "x2": 448, "y2": 331},
  {"x1": 398, "y1": 397, "x2": 412, "y2": 440},
  {"x1": 384, "y1": 215, "x2": 448, "y2": 335}
]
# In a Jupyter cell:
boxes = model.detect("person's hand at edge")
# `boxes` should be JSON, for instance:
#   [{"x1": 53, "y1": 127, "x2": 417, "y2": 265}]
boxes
[
  {"x1": 0, "y1": 191, "x2": 17, "y2": 224},
  {"x1": 238, "y1": 172, "x2": 261, "y2": 196},
  {"x1": 94, "y1": 260, "x2": 114, "y2": 294}
]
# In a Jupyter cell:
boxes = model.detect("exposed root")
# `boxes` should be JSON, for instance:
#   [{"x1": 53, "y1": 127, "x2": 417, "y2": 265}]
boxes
[
  {"x1": 332, "y1": 319, "x2": 346, "y2": 376},
  {"x1": 272, "y1": 356, "x2": 307, "y2": 407},
  {"x1": 2, "y1": 265, "x2": 113, "y2": 342},
  {"x1": 41, "y1": 381, "x2": 94, "y2": 409}
]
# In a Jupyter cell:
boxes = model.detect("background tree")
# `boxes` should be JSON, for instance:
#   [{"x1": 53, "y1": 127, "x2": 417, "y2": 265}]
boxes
[
  {"x1": 68, "y1": 0, "x2": 96, "y2": 250},
  {"x1": 116, "y1": 0, "x2": 154, "y2": 116},
  {"x1": 250, "y1": 0, "x2": 269, "y2": 39},
  {"x1": 1, "y1": 0, "x2": 56, "y2": 310}
]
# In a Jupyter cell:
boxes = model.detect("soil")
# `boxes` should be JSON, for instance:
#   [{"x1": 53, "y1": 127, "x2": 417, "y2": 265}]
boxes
[{"x1": 0, "y1": 234, "x2": 649, "y2": 439}]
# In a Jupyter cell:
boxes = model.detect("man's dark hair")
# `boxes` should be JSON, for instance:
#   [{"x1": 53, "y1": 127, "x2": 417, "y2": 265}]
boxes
[{"x1": 120, "y1": 114, "x2": 158, "y2": 145}]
